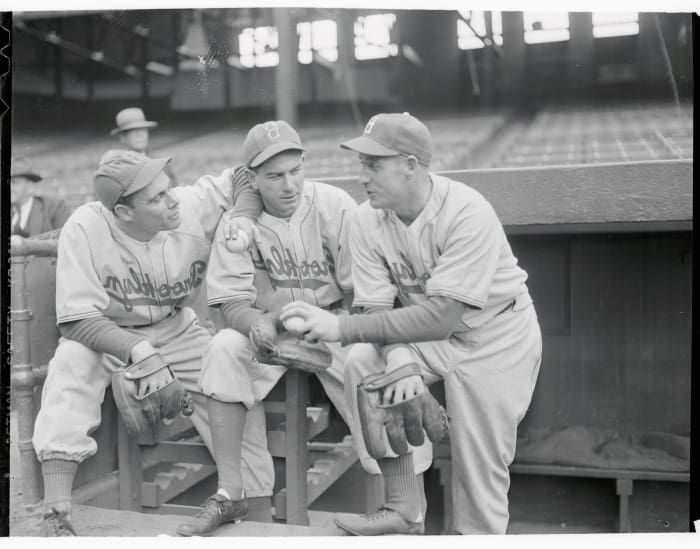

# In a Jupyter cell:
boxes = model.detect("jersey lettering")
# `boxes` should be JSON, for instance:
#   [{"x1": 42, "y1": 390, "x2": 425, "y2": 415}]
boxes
[
  {"x1": 252, "y1": 244, "x2": 333, "y2": 291},
  {"x1": 384, "y1": 252, "x2": 429, "y2": 299},
  {"x1": 103, "y1": 260, "x2": 207, "y2": 312}
]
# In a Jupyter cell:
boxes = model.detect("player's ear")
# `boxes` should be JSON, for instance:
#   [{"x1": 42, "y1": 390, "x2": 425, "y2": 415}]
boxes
[
  {"x1": 244, "y1": 168, "x2": 259, "y2": 190},
  {"x1": 404, "y1": 154, "x2": 419, "y2": 172},
  {"x1": 113, "y1": 203, "x2": 134, "y2": 221}
]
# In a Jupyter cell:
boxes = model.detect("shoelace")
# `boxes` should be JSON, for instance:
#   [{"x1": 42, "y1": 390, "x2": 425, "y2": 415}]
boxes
[
  {"x1": 364, "y1": 507, "x2": 394, "y2": 522},
  {"x1": 45, "y1": 508, "x2": 76, "y2": 535},
  {"x1": 194, "y1": 497, "x2": 223, "y2": 519}
]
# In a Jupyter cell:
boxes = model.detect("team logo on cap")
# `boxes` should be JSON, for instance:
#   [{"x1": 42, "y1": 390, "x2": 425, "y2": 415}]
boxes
[
  {"x1": 264, "y1": 121, "x2": 281, "y2": 141},
  {"x1": 364, "y1": 115, "x2": 379, "y2": 134}
]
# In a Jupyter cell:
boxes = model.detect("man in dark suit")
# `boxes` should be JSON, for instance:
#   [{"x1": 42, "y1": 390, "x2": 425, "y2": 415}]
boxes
[{"x1": 11, "y1": 157, "x2": 70, "y2": 237}]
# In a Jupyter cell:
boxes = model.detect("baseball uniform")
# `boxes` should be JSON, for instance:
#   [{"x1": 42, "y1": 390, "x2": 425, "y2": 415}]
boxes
[
  {"x1": 199, "y1": 180, "x2": 358, "y2": 493},
  {"x1": 343, "y1": 173, "x2": 542, "y2": 534},
  {"x1": 32, "y1": 167, "x2": 271, "y2": 498}
]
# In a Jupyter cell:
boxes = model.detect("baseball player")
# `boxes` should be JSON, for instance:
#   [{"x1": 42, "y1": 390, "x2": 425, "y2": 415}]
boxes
[
  {"x1": 281, "y1": 113, "x2": 542, "y2": 535},
  {"x1": 175, "y1": 120, "x2": 358, "y2": 536},
  {"x1": 31, "y1": 149, "x2": 267, "y2": 536}
]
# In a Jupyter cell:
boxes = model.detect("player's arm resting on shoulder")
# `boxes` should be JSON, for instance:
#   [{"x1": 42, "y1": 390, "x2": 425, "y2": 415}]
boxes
[
  {"x1": 229, "y1": 164, "x2": 263, "y2": 220},
  {"x1": 58, "y1": 316, "x2": 146, "y2": 364},
  {"x1": 338, "y1": 295, "x2": 468, "y2": 347}
]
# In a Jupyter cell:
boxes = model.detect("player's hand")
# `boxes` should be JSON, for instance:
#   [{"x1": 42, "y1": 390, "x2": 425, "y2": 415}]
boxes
[
  {"x1": 279, "y1": 301, "x2": 341, "y2": 342},
  {"x1": 136, "y1": 366, "x2": 174, "y2": 398},
  {"x1": 130, "y1": 340, "x2": 157, "y2": 363},
  {"x1": 382, "y1": 375, "x2": 424, "y2": 405},
  {"x1": 223, "y1": 215, "x2": 261, "y2": 248}
]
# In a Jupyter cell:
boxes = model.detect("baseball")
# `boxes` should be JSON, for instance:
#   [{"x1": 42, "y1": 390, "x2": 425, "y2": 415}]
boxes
[
  {"x1": 225, "y1": 229, "x2": 250, "y2": 253},
  {"x1": 283, "y1": 316, "x2": 306, "y2": 333}
]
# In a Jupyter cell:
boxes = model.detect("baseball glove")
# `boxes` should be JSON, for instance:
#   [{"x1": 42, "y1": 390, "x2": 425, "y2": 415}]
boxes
[
  {"x1": 357, "y1": 363, "x2": 449, "y2": 459},
  {"x1": 249, "y1": 313, "x2": 332, "y2": 374},
  {"x1": 112, "y1": 353, "x2": 194, "y2": 437}
]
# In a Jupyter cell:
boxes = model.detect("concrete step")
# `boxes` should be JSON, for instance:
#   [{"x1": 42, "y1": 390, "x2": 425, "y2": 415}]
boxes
[{"x1": 11, "y1": 504, "x2": 356, "y2": 537}]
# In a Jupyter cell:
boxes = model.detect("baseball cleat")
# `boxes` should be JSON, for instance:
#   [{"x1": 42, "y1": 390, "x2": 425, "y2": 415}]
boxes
[
  {"x1": 176, "y1": 493, "x2": 248, "y2": 536},
  {"x1": 39, "y1": 508, "x2": 77, "y2": 537},
  {"x1": 334, "y1": 507, "x2": 425, "y2": 536}
]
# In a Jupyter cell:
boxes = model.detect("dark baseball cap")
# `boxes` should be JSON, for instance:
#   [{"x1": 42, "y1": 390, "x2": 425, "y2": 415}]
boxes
[
  {"x1": 93, "y1": 149, "x2": 170, "y2": 210},
  {"x1": 340, "y1": 112, "x2": 433, "y2": 166},
  {"x1": 243, "y1": 120, "x2": 305, "y2": 168}
]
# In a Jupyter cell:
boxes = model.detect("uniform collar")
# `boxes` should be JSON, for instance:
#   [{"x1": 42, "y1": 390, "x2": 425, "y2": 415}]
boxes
[{"x1": 383, "y1": 173, "x2": 444, "y2": 227}]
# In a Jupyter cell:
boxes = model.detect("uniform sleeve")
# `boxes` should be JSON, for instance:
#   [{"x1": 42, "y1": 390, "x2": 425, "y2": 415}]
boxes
[
  {"x1": 59, "y1": 317, "x2": 143, "y2": 363},
  {"x1": 229, "y1": 165, "x2": 264, "y2": 220},
  {"x1": 425, "y1": 199, "x2": 503, "y2": 309},
  {"x1": 335, "y1": 193, "x2": 358, "y2": 293},
  {"x1": 206, "y1": 215, "x2": 258, "y2": 307},
  {"x1": 177, "y1": 166, "x2": 262, "y2": 240},
  {"x1": 338, "y1": 295, "x2": 467, "y2": 346},
  {"x1": 55, "y1": 219, "x2": 111, "y2": 323},
  {"x1": 349, "y1": 209, "x2": 397, "y2": 308}
]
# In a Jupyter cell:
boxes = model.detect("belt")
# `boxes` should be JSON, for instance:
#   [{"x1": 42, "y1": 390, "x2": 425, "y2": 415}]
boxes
[{"x1": 121, "y1": 310, "x2": 177, "y2": 329}]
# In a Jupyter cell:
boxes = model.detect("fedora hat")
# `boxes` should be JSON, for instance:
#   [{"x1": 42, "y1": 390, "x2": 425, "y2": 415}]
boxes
[
  {"x1": 11, "y1": 157, "x2": 42, "y2": 182},
  {"x1": 110, "y1": 107, "x2": 158, "y2": 136}
]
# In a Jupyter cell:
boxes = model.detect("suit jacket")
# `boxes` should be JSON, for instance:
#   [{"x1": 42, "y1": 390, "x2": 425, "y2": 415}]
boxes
[{"x1": 13, "y1": 195, "x2": 71, "y2": 237}]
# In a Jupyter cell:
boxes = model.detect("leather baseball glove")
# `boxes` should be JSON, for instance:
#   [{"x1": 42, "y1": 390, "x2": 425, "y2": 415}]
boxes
[
  {"x1": 357, "y1": 363, "x2": 449, "y2": 459},
  {"x1": 249, "y1": 313, "x2": 332, "y2": 374},
  {"x1": 112, "y1": 353, "x2": 194, "y2": 437}
]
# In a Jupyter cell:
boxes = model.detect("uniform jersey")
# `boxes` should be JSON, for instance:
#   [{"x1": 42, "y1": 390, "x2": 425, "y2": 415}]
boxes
[
  {"x1": 349, "y1": 173, "x2": 531, "y2": 333},
  {"x1": 207, "y1": 180, "x2": 356, "y2": 314},
  {"x1": 56, "y1": 168, "x2": 249, "y2": 327}
]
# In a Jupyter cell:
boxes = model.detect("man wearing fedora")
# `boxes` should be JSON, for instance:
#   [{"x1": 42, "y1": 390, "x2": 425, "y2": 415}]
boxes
[
  {"x1": 111, "y1": 107, "x2": 178, "y2": 185},
  {"x1": 11, "y1": 156, "x2": 70, "y2": 237}
]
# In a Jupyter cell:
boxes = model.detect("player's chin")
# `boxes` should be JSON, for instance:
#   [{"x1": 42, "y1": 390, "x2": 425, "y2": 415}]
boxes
[
  {"x1": 164, "y1": 211, "x2": 181, "y2": 229},
  {"x1": 366, "y1": 193, "x2": 384, "y2": 209}
]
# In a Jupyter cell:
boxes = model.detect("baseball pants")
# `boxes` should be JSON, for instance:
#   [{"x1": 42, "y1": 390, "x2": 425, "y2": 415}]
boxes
[
  {"x1": 344, "y1": 298, "x2": 542, "y2": 534},
  {"x1": 32, "y1": 307, "x2": 273, "y2": 498}
]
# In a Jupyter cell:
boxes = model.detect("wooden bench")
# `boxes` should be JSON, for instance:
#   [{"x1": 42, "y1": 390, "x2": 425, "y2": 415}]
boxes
[{"x1": 433, "y1": 442, "x2": 690, "y2": 533}]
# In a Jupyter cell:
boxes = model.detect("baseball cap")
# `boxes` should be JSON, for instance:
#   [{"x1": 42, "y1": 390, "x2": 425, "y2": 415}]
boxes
[
  {"x1": 243, "y1": 120, "x2": 304, "y2": 168},
  {"x1": 93, "y1": 149, "x2": 171, "y2": 210},
  {"x1": 340, "y1": 112, "x2": 433, "y2": 166}
]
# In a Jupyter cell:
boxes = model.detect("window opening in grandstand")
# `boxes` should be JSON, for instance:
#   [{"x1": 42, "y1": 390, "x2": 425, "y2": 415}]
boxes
[
  {"x1": 523, "y1": 12, "x2": 570, "y2": 44},
  {"x1": 354, "y1": 13, "x2": 398, "y2": 60},
  {"x1": 457, "y1": 11, "x2": 503, "y2": 50},
  {"x1": 298, "y1": 20, "x2": 338, "y2": 64},
  {"x1": 592, "y1": 12, "x2": 639, "y2": 38},
  {"x1": 239, "y1": 26, "x2": 279, "y2": 68}
]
